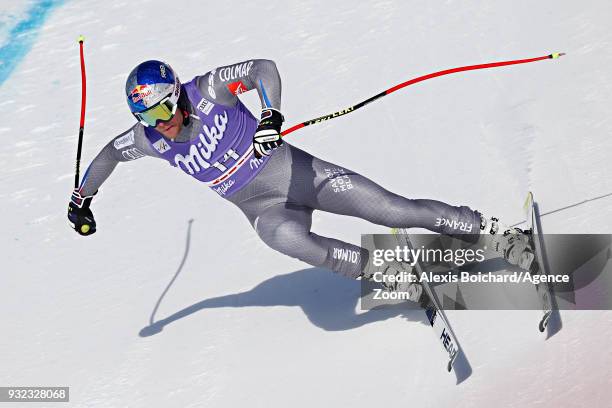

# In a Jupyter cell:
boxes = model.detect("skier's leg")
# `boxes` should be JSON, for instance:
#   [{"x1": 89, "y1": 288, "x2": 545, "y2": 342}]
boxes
[
  {"x1": 252, "y1": 202, "x2": 367, "y2": 278},
  {"x1": 287, "y1": 147, "x2": 482, "y2": 239},
  {"x1": 283, "y1": 145, "x2": 531, "y2": 270},
  {"x1": 250, "y1": 202, "x2": 423, "y2": 302}
]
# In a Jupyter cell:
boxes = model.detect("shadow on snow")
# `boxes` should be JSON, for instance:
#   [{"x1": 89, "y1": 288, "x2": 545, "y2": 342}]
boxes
[{"x1": 139, "y1": 267, "x2": 425, "y2": 337}]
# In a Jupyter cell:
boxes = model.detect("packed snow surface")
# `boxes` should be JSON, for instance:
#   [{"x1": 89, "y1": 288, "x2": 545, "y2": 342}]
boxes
[{"x1": 1, "y1": 1, "x2": 611, "y2": 406}]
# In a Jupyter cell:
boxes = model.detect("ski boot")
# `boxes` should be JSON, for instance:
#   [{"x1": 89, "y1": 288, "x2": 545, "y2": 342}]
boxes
[
  {"x1": 479, "y1": 215, "x2": 535, "y2": 271},
  {"x1": 360, "y1": 260, "x2": 425, "y2": 305}
]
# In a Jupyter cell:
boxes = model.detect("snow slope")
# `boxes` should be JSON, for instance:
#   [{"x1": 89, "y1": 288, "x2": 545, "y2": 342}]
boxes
[{"x1": 1, "y1": 0, "x2": 611, "y2": 406}]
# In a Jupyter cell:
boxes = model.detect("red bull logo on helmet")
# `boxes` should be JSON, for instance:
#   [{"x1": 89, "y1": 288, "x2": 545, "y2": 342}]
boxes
[{"x1": 130, "y1": 84, "x2": 153, "y2": 104}]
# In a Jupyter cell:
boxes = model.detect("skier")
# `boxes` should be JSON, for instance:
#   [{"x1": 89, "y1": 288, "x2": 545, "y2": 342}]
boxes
[{"x1": 67, "y1": 59, "x2": 532, "y2": 302}]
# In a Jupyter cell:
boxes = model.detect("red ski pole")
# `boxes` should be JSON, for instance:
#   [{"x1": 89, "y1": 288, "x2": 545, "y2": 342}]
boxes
[
  {"x1": 281, "y1": 52, "x2": 565, "y2": 137},
  {"x1": 74, "y1": 35, "x2": 87, "y2": 189}
]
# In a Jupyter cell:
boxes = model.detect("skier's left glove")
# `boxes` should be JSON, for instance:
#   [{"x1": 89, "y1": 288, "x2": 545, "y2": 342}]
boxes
[
  {"x1": 253, "y1": 108, "x2": 284, "y2": 159},
  {"x1": 67, "y1": 189, "x2": 97, "y2": 236}
]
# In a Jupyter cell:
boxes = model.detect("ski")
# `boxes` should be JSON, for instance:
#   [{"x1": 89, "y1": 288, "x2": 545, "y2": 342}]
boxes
[
  {"x1": 523, "y1": 191, "x2": 559, "y2": 334},
  {"x1": 391, "y1": 228, "x2": 471, "y2": 383}
]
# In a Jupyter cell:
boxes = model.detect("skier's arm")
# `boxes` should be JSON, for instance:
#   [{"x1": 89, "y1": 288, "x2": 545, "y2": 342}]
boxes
[
  {"x1": 195, "y1": 59, "x2": 284, "y2": 158},
  {"x1": 68, "y1": 125, "x2": 157, "y2": 235},
  {"x1": 78, "y1": 125, "x2": 157, "y2": 196},
  {"x1": 195, "y1": 59, "x2": 282, "y2": 110}
]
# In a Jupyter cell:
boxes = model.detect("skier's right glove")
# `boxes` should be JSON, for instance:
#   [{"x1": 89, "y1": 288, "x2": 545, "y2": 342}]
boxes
[
  {"x1": 253, "y1": 108, "x2": 284, "y2": 159},
  {"x1": 67, "y1": 189, "x2": 97, "y2": 236}
]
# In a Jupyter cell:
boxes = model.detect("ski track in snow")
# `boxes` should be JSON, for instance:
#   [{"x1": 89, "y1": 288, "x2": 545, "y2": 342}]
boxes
[{"x1": 1, "y1": 0, "x2": 611, "y2": 407}]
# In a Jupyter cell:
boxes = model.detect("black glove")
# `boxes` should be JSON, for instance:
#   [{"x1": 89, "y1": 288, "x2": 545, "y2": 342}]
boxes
[
  {"x1": 67, "y1": 189, "x2": 97, "y2": 236},
  {"x1": 253, "y1": 108, "x2": 284, "y2": 159}
]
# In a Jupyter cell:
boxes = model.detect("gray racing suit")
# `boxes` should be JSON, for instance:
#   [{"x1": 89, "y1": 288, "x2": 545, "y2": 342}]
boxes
[{"x1": 78, "y1": 59, "x2": 481, "y2": 279}]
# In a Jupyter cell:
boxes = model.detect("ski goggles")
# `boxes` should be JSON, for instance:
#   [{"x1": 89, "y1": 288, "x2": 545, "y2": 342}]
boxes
[{"x1": 133, "y1": 96, "x2": 178, "y2": 127}]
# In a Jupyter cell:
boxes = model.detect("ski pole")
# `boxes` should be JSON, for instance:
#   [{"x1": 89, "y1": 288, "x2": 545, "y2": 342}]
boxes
[
  {"x1": 74, "y1": 35, "x2": 87, "y2": 189},
  {"x1": 281, "y1": 52, "x2": 565, "y2": 137}
]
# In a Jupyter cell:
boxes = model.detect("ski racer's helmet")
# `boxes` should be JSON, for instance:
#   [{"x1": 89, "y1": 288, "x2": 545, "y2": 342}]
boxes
[{"x1": 125, "y1": 60, "x2": 181, "y2": 127}]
